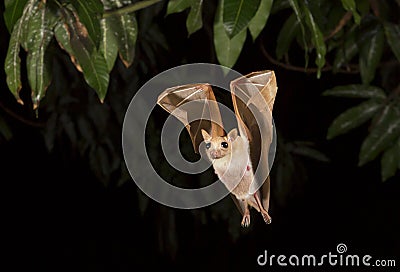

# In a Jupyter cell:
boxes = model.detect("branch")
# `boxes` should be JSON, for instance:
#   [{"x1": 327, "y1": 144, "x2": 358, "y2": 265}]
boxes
[
  {"x1": 324, "y1": 12, "x2": 352, "y2": 41},
  {"x1": 370, "y1": 0, "x2": 380, "y2": 17},
  {"x1": 259, "y1": 42, "x2": 360, "y2": 74},
  {"x1": 103, "y1": 0, "x2": 161, "y2": 18},
  {"x1": 0, "y1": 100, "x2": 46, "y2": 128}
]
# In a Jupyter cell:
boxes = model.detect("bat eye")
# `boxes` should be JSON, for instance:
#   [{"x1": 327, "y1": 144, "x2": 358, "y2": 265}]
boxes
[
  {"x1": 205, "y1": 143, "x2": 211, "y2": 149},
  {"x1": 221, "y1": 142, "x2": 228, "y2": 148}
]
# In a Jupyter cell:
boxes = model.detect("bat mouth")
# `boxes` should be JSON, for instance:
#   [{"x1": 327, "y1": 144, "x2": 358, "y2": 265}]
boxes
[{"x1": 211, "y1": 154, "x2": 224, "y2": 160}]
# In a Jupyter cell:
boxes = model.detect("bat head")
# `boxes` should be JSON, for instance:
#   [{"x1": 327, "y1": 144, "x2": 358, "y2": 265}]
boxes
[{"x1": 201, "y1": 128, "x2": 238, "y2": 160}]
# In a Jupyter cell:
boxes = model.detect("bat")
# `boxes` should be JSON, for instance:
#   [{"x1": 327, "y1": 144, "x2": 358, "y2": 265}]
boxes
[{"x1": 157, "y1": 70, "x2": 277, "y2": 227}]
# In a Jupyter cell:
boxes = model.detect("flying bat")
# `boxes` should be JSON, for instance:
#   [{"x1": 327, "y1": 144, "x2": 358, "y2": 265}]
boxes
[{"x1": 157, "y1": 70, "x2": 277, "y2": 227}]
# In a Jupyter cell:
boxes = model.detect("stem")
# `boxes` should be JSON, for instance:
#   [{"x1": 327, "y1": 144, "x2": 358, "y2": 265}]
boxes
[
  {"x1": 370, "y1": 0, "x2": 380, "y2": 17},
  {"x1": 324, "y1": 12, "x2": 352, "y2": 41},
  {"x1": 0, "y1": 100, "x2": 45, "y2": 128},
  {"x1": 103, "y1": 0, "x2": 161, "y2": 18},
  {"x1": 259, "y1": 42, "x2": 360, "y2": 74}
]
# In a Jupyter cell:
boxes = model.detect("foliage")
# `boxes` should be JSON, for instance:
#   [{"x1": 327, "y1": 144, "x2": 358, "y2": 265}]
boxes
[
  {"x1": 4, "y1": 0, "x2": 399, "y2": 180},
  {"x1": 4, "y1": 0, "x2": 160, "y2": 107},
  {"x1": 1, "y1": 0, "x2": 400, "y2": 258}
]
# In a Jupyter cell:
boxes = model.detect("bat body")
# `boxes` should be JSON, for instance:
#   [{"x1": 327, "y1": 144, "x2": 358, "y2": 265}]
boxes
[
  {"x1": 157, "y1": 71, "x2": 277, "y2": 227},
  {"x1": 201, "y1": 128, "x2": 251, "y2": 198},
  {"x1": 201, "y1": 128, "x2": 271, "y2": 227}
]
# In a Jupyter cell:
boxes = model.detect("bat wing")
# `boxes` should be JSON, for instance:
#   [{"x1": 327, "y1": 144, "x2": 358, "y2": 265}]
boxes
[
  {"x1": 156, "y1": 73, "x2": 277, "y2": 217},
  {"x1": 157, "y1": 83, "x2": 225, "y2": 153},
  {"x1": 230, "y1": 70, "x2": 277, "y2": 211}
]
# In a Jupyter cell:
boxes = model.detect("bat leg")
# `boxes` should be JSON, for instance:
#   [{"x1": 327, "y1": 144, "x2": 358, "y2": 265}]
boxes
[
  {"x1": 254, "y1": 192, "x2": 272, "y2": 224},
  {"x1": 241, "y1": 202, "x2": 251, "y2": 228}
]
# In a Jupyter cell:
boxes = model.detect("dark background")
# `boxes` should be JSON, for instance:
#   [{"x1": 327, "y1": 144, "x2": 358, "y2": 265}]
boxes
[{"x1": 2, "y1": 2, "x2": 399, "y2": 271}]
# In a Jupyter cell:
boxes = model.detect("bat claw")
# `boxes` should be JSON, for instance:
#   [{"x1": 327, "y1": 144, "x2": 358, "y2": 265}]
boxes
[
  {"x1": 264, "y1": 217, "x2": 272, "y2": 224},
  {"x1": 262, "y1": 211, "x2": 272, "y2": 224},
  {"x1": 241, "y1": 214, "x2": 250, "y2": 228}
]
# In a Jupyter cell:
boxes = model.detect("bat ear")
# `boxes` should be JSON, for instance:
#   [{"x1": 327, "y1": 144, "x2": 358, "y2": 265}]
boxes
[
  {"x1": 227, "y1": 128, "x2": 238, "y2": 142},
  {"x1": 201, "y1": 129, "x2": 211, "y2": 141}
]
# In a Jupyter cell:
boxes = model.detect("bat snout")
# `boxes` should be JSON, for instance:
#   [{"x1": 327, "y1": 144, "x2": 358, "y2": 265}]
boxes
[{"x1": 210, "y1": 150, "x2": 223, "y2": 159}]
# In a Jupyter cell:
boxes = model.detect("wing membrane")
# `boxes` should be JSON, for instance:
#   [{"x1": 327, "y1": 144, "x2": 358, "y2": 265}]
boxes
[
  {"x1": 230, "y1": 70, "x2": 277, "y2": 207},
  {"x1": 157, "y1": 84, "x2": 225, "y2": 153}
]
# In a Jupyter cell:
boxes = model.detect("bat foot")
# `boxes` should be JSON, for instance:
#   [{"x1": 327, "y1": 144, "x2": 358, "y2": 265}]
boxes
[
  {"x1": 253, "y1": 192, "x2": 272, "y2": 224},
  {"x1": 261, "y1": 211, "x2": 272, "y2": 224},
  {"x1": 241, "y1": 214, "x2": 251, "y2": 228}
]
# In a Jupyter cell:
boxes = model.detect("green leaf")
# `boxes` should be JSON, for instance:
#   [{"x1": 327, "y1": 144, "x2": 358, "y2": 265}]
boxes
[
  {"x1": 60, "y1": 113, "x2": 77, "y2": 144},
  {"x1": 27, "y1": 51, "x2": 53, "y2": 109},
  {"x1": 333, "y1": 28, "x2": 358, "y2": 72},
  {"x1": 20, "y1": 0, "x2": 39, "y2": 50},
  {"x1": 340, "y1": 0, "x2": 360, "y2": 24},
  {"x1": 4, "y1": 0, "x2": 36, "y2": 104},
  {"x1": 302, "y1": 2, "x2": 326, "y2": 78},
  {"x1": 4, "y1": 18, "x2": 23, "y2": 104},
  {"x1": 333, "y1": 23, "x2": 379, "y2": 72},
  {"x1": 61, "y1": 7, "x2": 93, "y2": 56},
  {"x1": 327, "y1": 99, "x2": 382, "y2": 140},
  {"x1": 305, "y1": 1, "x2": 328, "y2": 34},
  {"x1": 44, "y1": 113, "x2": 57, "y2": 151},
  {"x1": 271, "y1": 0, "x2": 290, "y2": 14},
  {"x1": 223, "y1": 0, "x2": 261, "y2": 38},
  {"x1": 276, "y1": 13, "x2": 299, "y2": 60},
  {"x1": 384, "y1": 23, "x2": 400, "y2": 62},
  {"x1": 380, "y1": 140, "x2": 400, "y2": 181},
  {"x1": 248, "y1": 0, "x2": 273, "y2": 41},
  {"x1": 214, "y1": 0, "x2": 247, "y2": 68},
  {"x1": 4, "y1": 0, "x2": 28, "y2": 32},
  {"x1": 359, "y1": 105, "x2": 400, "y2": 166},
  {"x1": 60, "y1": 7, "x2": 109, "y2": 101},
  {"x1": 107, "y1": 13, "x2": 138, "y2": 68},
  {"x1": 186, "y1": 0, "x2": 203, "y2": 36},
  {"x1": 55, "y1": 22, "x2": 76, "y2": 63},
  {"x1": 357, "y1": 0, "x2": 370, "y2": 16},
  {"x1": 323, "y1": 84, "x2": 387, "y2": 99},
  {"x1": 72, "y1": 43, "x2": 109, "y2": 102},
  {"x1": 359, "y1": 25, "x2": 384, "y2": 85},
  {"x1": 166, "y1": 0, "x2": 203, "y2": 36},
  {"x1": 288, "y1": 0, "x2": 308, "y2": 67},
  {"x1": 23, "y1": 1, "x2": 41, "y2": 49},
  {"x1": 71, "y1": 0, "x2": 103, "y2": 48},
  {"x1": 57, "y1": 7, "x2": 94, "y2": 69},
  {"x1": 290, "y1": 143, "x2": 330, "y2": 162},
  {"x1": 0, "y1": 115, "x2": 13, "y2": 141},
  {"x1": 25, "y1": 3, "x2": 56, "y2": 108},
  {"x1": 166, "y1": 0, "x2": 191, "y2": 14},
  {"x1": 87, "y1": 52, "x2": 109, "y2": 102},
  {"x1": 99, "y1": 17, "x2": 118, "y2": 72}
]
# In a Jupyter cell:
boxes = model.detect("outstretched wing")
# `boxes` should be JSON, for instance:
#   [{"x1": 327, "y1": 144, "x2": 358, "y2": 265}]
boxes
[
  {"x1": 157, "y1": 84, "x2": 225, "y2": 153},
  {"x1": 230, "y1": 71, "x2": 278, "y2": 210}
]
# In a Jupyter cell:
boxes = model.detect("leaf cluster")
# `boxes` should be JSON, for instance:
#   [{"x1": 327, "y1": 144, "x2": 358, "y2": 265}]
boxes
[
  {"x1": 4, "y1": 0, "x2": 159, "y2": 107},
  {"x1": 2, "y1": 0, "x2": 399, "y2": 202}
]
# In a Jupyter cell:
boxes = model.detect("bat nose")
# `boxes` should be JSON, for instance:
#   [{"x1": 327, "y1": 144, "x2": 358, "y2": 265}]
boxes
[
  {"x1": 210, "y1": 150, "x2": 220, "y2": 159},
  {"x1": 210, "y1": 151, "x2": 216, "y2": 159}
]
